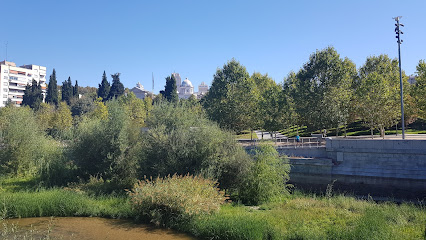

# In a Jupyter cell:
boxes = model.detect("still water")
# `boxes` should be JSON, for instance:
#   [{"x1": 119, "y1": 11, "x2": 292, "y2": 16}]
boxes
[{"x1": 5, "y1": 217, "x2": 196, "y2": 240}]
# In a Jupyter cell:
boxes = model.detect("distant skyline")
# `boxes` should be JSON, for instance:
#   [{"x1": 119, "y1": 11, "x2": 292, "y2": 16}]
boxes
[{"x1": 1, "y1": 1, "x2": 425, "y2": 93}]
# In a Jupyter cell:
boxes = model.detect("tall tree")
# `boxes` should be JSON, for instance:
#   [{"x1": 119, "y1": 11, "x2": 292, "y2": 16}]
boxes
[
  {"x1": 355, "y1": 55, "x2": 402, "y2": 137},
  {"x1": 98, "y1": 71, "x2": 110, "y2": 101},
  {"x1": 46, "y1": 69, "x2": 58, "y2": 105},
  {"x1": 412, "y1": 60, "x2": 426, "y2": 119},
  {"x1": 291, "y1": 47, "x2": 356, "y2": 131},
  {"x1": 203, "y1": 59, "x2": 259, "y2": 132},
  {"x1": 22, "y1": 79, "x2": 43, "y2": 110},
  {"x1": 62, "y1": 77, "x2": 73, "y2": 105},
  {"x1": 73, "y1": 80, "x2": 79, "y2": 98},
  {"x1": 160, "y1": 74, "x2": 178, "y2": 103},
  {"x1": 108, "y1": 73, "x2": 124, "y2": 100}
]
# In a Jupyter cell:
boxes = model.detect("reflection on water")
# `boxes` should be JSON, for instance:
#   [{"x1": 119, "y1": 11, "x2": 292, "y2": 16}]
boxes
[{"x1": 5, "y1": 217, "x2": 196, "y2": 240}]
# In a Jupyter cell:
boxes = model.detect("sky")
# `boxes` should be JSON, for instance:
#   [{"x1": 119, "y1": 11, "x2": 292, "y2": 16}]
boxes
[{"x1": 1, "y1": 1, "x2": 425, "y2": 93}]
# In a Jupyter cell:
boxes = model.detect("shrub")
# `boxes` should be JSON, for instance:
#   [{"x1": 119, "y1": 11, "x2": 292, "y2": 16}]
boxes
[
  {"x1": 238, "y1": 144, "x2": 290, "y2": 205},
  {"x1": 139, "y1": 102, "x2": 251, "y2": 191},
  {"x1": 128, "y1": 174, "x2": 227, "y2": 227}
]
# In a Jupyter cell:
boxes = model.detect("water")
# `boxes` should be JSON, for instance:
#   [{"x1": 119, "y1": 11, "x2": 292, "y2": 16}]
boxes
[{"x1": 4, "y1": 217, "x2": 196, "y2": 240}]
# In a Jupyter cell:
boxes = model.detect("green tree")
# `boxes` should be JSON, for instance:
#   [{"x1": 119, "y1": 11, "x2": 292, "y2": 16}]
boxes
[
  {"x1": 140, "y1": 102, "x2": 251, "y2": 190},
  {"x1": 73, "y1": 80, "x2": 79, "y2": 98},
  {"x1": 98, "y1": 71, "x2": 110, "y2": 101},
  {"x1": 160, "y1": 74, "x2": 178, "y2": 103},
  {"x1": 291, "y1": 47, "x2": 356, "y2": 131},
  {"x1": 46, "y1": 69, "x2": 58, "y2": 105},
  {"x1": 62, "y1": 77, "x2": 73, "y2": 105},
  {"x1": 36, "y1": 102, "x2": 55, "y2": 132},
  {"x1": 91, "y1": 97, "x2": 109, "y2": 120},
  {"x1": 239, "y1": 144, "x2": 290, "y2": 205},
  {"x1": 412, "y1": 60, "x2": 426, "y2": 119},
  {"x1": 203, "y1": 59, "x2": 259, "y2": 133},
  {"x1": 22, "y1": 79, "x2": 43, "y2": 110},
  {"x1": 118, "y1": 92, "x2": 147, "y2": 127},
  {"x1": 108, "y1": 73, "x2": 125, "y2": 100},
  {"x1": 355, "y1": 55, "x2": 402, "y2": 137},
  {"x1": 52, "y1": 101, "x2": 73, "y2": 133}
]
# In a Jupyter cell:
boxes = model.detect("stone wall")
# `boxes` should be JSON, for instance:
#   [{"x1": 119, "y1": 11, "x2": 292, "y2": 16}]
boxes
[{"x1": 258, "y1": 139, "x2": 426, "y2": 200}]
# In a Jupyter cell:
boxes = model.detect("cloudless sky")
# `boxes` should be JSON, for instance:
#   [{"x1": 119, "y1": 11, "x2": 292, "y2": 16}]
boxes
[{"x1": 1, "y1": 0, "x2": 425, "y2": 93}]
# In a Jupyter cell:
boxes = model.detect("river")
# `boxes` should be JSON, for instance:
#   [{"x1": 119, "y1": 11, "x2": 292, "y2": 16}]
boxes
[{"x1": 3, "y1": 217, "x2": 196, "y2": 240}]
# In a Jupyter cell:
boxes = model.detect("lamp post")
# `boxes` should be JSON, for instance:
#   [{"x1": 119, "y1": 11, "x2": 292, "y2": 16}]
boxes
[{"x1": 393, "y1": 16, "x2": 405, "y2": 139}]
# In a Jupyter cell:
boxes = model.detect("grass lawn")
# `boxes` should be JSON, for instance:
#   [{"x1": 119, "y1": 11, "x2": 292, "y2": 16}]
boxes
[{"x1": 235, "y1": 130, "x2": 258, "y2": 140}]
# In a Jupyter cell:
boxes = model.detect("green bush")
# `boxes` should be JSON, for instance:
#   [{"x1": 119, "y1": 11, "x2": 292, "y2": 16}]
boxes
[
  {"x1": 128, "y1": 174, "x2": 227, "y2": 227},
  {"x1": 0, "y1": 106, "x2": 63, "y2": 180},
  {"x1": 70, "y1": 100, "x2": 139, "y2": 186},
  {"x1": 139, "y1": 102, "x2": 251, "y2": 191},
  {"x1": 238, "y1": 144, "x2": 290, "y2": 205}
]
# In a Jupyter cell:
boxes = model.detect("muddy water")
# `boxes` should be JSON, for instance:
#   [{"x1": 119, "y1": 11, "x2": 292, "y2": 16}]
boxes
[{"x1": 5, "y1": 217, "x2": 196, "y2": 240}]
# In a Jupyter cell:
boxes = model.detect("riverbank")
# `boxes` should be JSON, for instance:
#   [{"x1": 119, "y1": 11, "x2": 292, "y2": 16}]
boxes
[{"x1": 1, "y1": 187, "x2": 425, "y2": 240}]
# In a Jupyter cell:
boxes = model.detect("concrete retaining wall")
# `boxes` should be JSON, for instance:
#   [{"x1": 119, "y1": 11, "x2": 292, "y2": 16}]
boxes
[{"x1": 268, "y1": 139, "x2": 426, "y2": 200}]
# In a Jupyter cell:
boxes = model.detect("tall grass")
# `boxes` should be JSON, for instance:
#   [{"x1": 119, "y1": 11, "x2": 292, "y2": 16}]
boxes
[{"x1": 0, "y1": 189, "x2": 134, "y2": 219}]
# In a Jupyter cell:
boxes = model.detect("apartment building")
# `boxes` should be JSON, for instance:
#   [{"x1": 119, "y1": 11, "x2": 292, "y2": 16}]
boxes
[{"x1": 0, "y1": 61, "x2": 47, "y2": 107}]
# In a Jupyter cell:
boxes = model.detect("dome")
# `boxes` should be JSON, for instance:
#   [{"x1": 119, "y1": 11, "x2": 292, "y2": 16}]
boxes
[{"x1": 181, "y1": 78, "x2": 193, "y2": 88}]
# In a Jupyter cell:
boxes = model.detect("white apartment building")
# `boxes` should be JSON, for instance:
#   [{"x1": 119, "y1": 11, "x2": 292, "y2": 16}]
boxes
[{"x1": 0, "y1": 61, "x2": 47, "y2": 107}]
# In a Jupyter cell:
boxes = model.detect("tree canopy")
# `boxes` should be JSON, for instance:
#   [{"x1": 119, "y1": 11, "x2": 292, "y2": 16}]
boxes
[
  {"x1": 98, "y1": 71, "x2": 110, "y2": 101},
  {"x1": 46, "y1": 69, "x2": 58, "y2": 105},
  {"x1": 203, "y1": 59, "x2": 259, "y2": 133},
  {"x1": 107, "y1": 73, "x2": 124, "y2": 100}
]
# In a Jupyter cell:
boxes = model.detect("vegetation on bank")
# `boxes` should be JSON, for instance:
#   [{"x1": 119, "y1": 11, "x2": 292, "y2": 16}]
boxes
[{"x1": 1, "y1": 180, "x2": 425, "y2": 240}]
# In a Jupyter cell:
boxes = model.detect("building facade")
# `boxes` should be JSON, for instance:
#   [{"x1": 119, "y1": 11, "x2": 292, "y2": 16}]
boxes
[
  {"x1": 0, "y1": 61, "x2": 47, "y2": 107},
  {"x1": 130, "y1": 82, "x2": 152, "y2": 99},
  {"x1": 171, "y1": 73, "x2": 209, "y2": 99}
]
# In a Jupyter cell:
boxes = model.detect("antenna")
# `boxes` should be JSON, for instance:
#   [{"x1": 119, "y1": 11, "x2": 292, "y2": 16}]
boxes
[{"x1": 152, "y1": 72, "x2": 154, "y2": 92}]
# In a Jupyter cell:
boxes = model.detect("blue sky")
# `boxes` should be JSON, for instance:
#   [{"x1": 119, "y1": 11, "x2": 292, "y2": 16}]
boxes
[{"x1": 1, "y1": 1, "x2": 425, "y2": 93}]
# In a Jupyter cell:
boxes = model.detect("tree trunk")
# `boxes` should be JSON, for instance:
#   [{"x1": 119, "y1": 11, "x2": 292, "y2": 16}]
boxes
[
  {"x1": 381, "y1": 127, "x2": 385, "y2": 139},
  {"x1": 336, "y1": 126, "x2": 339, "y2": 137},
  {"x1": 344, "y1": 124, "x2": 347, "y2": 138},
  {"x1": 250, "y1": 129, "x2": 253, "y2": 141},
  {"x1": 370, "y1": 127, "x2": 374, "y2": 139}
]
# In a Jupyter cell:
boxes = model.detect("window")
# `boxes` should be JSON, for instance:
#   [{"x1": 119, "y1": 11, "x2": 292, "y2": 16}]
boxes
[
  {"x1": 3, "y1": 94, "x2": 7, "y2": 98},
  {"x1": 3, "y1": 82, "x2": 7, "y2": 86},
  {"x1": 10, "y1": 76, "x2": 18, "y2": 80},
  {"x1": 3, "y1": 70, "x2": 7, "y2": 73},
  {"x1": 3, "y1": 89, "x2": 7, "y2": 92},
  {"x1": 3, "y1": 76, "x2": 7, "y2": 79},
  {"x1": 3, "y1": 101, "x2": 6, "y2": 104}
]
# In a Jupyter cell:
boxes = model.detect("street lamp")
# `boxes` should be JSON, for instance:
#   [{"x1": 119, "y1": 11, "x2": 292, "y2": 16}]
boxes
[{"x1": 393, "y1": 16, "x2": 405, "y2": 139}]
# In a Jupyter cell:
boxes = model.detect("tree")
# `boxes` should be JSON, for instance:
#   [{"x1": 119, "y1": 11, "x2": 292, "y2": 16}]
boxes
[
  {"x1": 238, "y1": 144, "x2": 290, "y2": 205},
  {"x1": 62, "y1": 77, "x2": 73, "y2": 105},
  {"x1": 46, "y1": 69, "x2": 58, "y2": 105},
  {"x1": 290, "y1": 47, "x2": 356, "y2": 131},
  {"x1": 108, "y1": 73, "x2": 125, "y2": 100},
  {"x1": 98, "y1": 71, "x2": 110, "y2": 101},
  {"x1": 160, "y1": 74, "x2": 178, "y2": 103},
  {"x1": 355, "y1": 55, "x2": 402, "y2": 138},
  {"x1": 118, "y1": 92, "x2": 147, "y2": 127},
  {"x1": 73, "y1": 80, "x2": 79, "y2": 98},
  {"x1": 52, "y1": 101, "x2": 72, "y2": 133},
  {"x1": 203, "y1": 59, "x2": 260, "y2": 133},
  {"x1": 412, "y1": 60, "x2": 426, "y2": 119},
  {"x1": 22, "y1": 79, "x2": 43, "y2": 110}
]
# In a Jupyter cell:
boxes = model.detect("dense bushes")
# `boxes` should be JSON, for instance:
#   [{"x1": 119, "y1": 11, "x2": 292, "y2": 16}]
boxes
[
  {"x1": 128, "y1": 174, "x2": 227, "y2": 227},
  {"x1": 0, "y1": 106, "x2": 62, "y2": 178},
  {"x1": 238, "y1": 144, "x2": 290, "y2": 205},
  {"x1": 139, "y1": 103, "x2": 251, "y2": 190}
]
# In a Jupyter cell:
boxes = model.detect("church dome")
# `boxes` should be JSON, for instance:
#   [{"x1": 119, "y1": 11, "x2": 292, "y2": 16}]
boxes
[{"x1": 181, "y1": 78, "x2": 193, "y2": 88}]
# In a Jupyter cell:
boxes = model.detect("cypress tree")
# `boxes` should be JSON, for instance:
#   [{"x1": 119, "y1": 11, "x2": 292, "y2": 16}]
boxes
[
  {"x1": 46, "y1": 69, "x2": 58, "y2": 105},
  {"x1": 62, "y1": 77, "x2": 73, "y2": 105},
  {"x1": 74, "y1": 80, "x2": 79, "y2": 98},
  {"x1": 22, "y1": 79, "x2": 43, "y2": 110},
  {"x1": 163, "y1": 74, "x2": 178, "y2": 103},
  {"x1": 98, "y1": 71, "x2": 110, "y2": 101},
  {"x1": 108, "y1": 73, "x2": 124, "y2": 100}
]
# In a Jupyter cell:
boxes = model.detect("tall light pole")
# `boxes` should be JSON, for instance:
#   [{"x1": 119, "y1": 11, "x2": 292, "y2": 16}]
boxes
[{"x1": 393, "y1": 16, "x2": 405, "y2": 139}]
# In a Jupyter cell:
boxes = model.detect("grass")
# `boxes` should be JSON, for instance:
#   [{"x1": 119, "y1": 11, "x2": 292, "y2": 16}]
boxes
[
  {"x1": 1, "y1": 177, "x2": 425, "y2": 240},
  {"x1": 190, "y1": 193, "x2": 426, "y2": 240},
  {"x1": 279, "y1": 118, "x2": 426, "y2": 138},
  {"x1": 235, "y1": 130, "x2": 258, "y2": 140}
]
